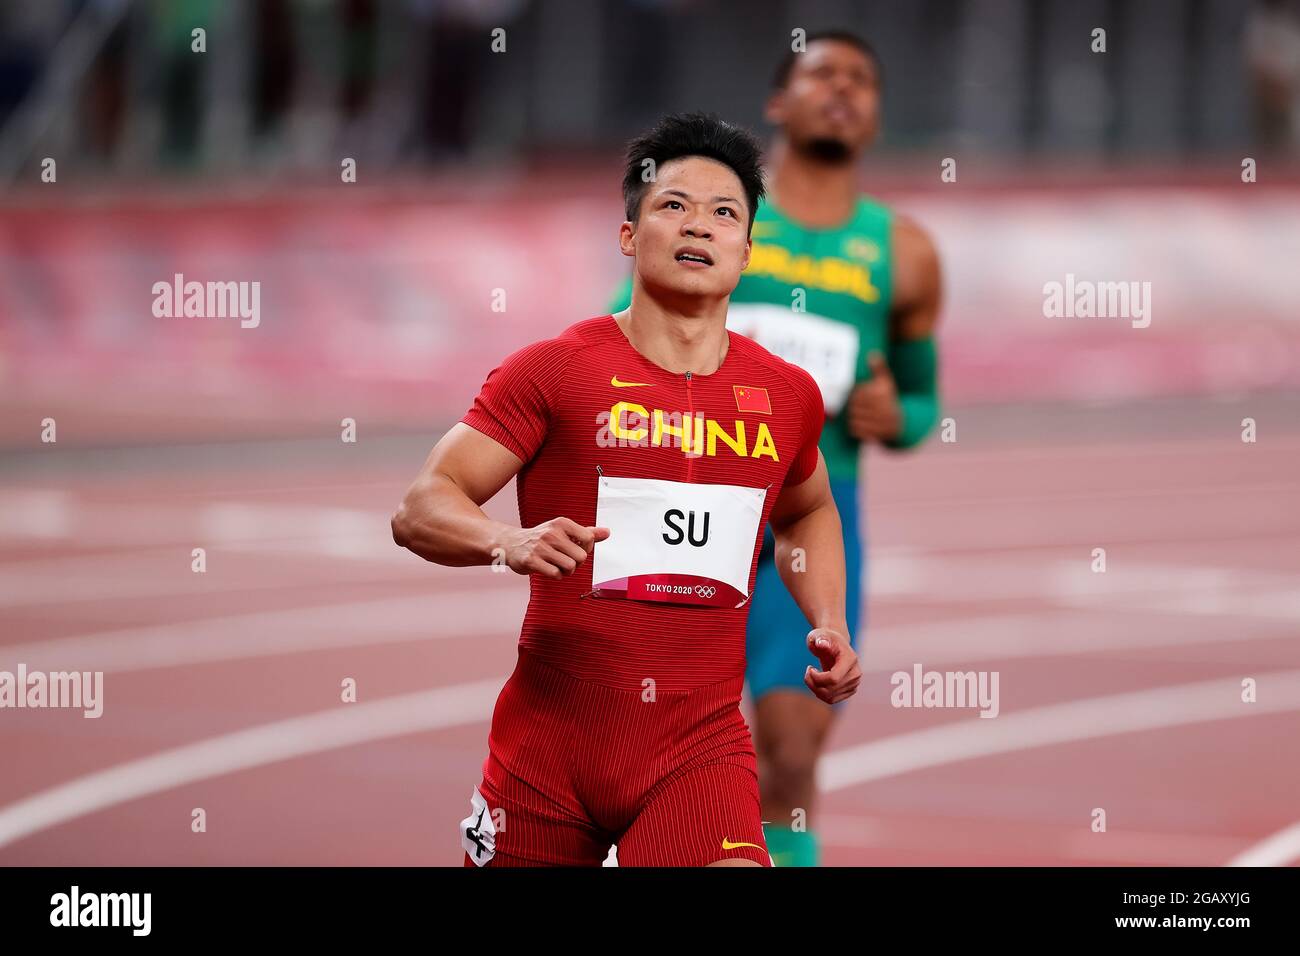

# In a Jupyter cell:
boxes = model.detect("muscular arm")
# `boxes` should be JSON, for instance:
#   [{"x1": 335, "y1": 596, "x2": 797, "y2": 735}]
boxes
[
  {"x1": 882, "y1": 216, "x2": 943, "y2": 449},
  {"x1": 890, "y1": 215, "x2": 943, "y2": 342},
  {"x1": 768, "y1": 451, "x2": 848, "y2": 635},
  {"x1": 391, "y1": 422, "x2": 606, "y2": 577},
  {"x1": 844, "y1": 215, "x2": 943, "y2": 449},
  {"x1": 768, "y1": 452, "x2": 860, "y2": 704}
]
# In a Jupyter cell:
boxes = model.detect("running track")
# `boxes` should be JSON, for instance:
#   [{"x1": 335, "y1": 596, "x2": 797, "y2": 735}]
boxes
[{"x1": 1, "y1": 395, "x2": 1298, "y2": 866}]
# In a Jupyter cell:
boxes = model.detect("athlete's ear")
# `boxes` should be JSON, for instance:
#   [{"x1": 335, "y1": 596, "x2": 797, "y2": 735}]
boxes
[
  {"x1": 741, "y1": 234, "x2": 751, "y2": 271},
  {"x1": 618, "y1": 220, "x2": 636, "y2": 258}
]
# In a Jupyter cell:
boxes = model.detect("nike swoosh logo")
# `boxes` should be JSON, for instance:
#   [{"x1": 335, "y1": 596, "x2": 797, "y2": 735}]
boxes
[
  {"x1": 721, "y1": 839, "x2": 763, "y2": 850},
  {"x1": 611, "y1": 375, "x2": 651, "y2": 388}
]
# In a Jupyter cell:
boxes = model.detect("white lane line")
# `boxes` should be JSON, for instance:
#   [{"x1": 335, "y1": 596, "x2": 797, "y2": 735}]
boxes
[
  {"x1": 0, "y1": 544, "x2": 421, "y2": 612},
  {"x1": 0, "y1": 491, "x2": 72, "y2": 539},
  {"x1": 4, "y1": 670, "x2": 1297, "y2": 854},
  {"x1": 0, "y1": 587, "x2": 528, "y2": 673},
  {"x1": 2, "y1": 590, "x2": 1290, "y2": 678},
  {"x1": 1225, "y1": 821, "x2": 1300, "y2": 867},
  {"x1": 0, "y1": 678, "x2": 503, "y2": 851},
  {"x1": 819, "y1": 669, "x2": 1300, "y2": 793},
  {"x1": 11, "y1": 548, "x2": 1272, "y2": 615},
  {"x1": 815, "y1": 813, "x2": 1252, "y2": 865},
  {"x1": 1079, "y1": 588, "x2": 1300, "y2": 622},
  {"x1": 865, "y1": 606, "x2": 1295, "y2": 671},
  {"x1": 6, "y1": 481, "x2": 1296, "y2": 571},
  {"x1": 897, "y1": 434, "x2": 1300, "y2": 464},
  {"x1": 0, "y1": 560, "x2": 393, "y2": 608},
  {"x1": 1059, "y1": 830, "x2": 1257, "y2": 866},
  {"x1": 870, "y1": 555, "x2": 1299, "y2": 606},
  {"x1": 199, "y1": 503, "x2": 401, "y2": 561},
  {"x1": 874, "y1": 481, "x2": 1300, "y2": 512},
  {"x1": 0, "y1": 498, "x2": 511, "y2": 561}
]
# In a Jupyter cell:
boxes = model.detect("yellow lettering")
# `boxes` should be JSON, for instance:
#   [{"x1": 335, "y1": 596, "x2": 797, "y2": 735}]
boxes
[
  {"x1": 609, "y1": 405, "x2": 780, "y2": 462},
  {"x1": 752, "y1": 422, "x2": 779, "y2": 461},
  {"x1": 706, "y1": 419, "x2": 747, "y2": 458},
  {"x1": 744, "y1": 245, "x2": 880, "y2": 304},
  {"x1": 681, "y1": 413, "x2": 705, "y2": 453},
  {"x1": 851, "y1": 264, "x2": 881, "y2": 303},
  {"x1": 653, "y1": 409, "x2": 684, "y2": 448},
  {"x1": 821, "y1": 258, "x2": 851, "y2": 293},
  {"x1": 611, "y1": 401, "x2": 648, "y2": 442}
]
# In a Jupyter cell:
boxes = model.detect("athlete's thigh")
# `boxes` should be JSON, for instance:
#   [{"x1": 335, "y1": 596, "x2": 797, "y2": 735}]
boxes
[
  {"x1": 460, "y1": 771, "x2": 609, "y2": 867},
  {"x1": 615, "y1": 759, "x2": 770, "y2": 867}
]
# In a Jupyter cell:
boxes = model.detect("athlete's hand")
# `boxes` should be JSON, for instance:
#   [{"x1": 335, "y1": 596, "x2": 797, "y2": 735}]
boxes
[
  {"x1": 804, "y1": 627, "x2": 860, "y2": 705},
  {"x1": 501, "y1": 518, "x2": 610, "y2": 579},
  {"x1": 845, "y1": 352, "x2": 902, "y2": 443}
]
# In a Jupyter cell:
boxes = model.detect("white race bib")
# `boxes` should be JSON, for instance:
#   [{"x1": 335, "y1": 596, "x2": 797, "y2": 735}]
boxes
[
  {"x1": 726, "y1": 303, "x2": 860, "y2": 414},
  {"x1": 591, "y1": 475, "x2": 767, "y2": 608}
]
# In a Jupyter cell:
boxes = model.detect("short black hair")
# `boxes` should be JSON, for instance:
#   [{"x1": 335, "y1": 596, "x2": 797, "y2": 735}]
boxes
[
  {"x1": 622, "y1": 112, "x2": 766, "y2": 234},
  {"x1": 771, "y1": 30, "x2": 882, "y2": 90}
]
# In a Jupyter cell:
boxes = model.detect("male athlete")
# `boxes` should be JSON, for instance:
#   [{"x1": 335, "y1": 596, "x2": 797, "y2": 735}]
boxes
[
  {"x1": 392, "y1": 113, "x2": 861, "y2": 867},
  {"x1": 608, "y1": 32, "x2": 943, "y2": 867}
]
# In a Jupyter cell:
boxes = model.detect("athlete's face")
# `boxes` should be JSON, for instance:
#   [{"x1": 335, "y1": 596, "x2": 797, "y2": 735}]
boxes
[
  {"x1": 766, "y1": 40, "x2": 881, "y2": 159},
  {"x1": 619, "y1": 156, "x2": 752, "y2": 302}
]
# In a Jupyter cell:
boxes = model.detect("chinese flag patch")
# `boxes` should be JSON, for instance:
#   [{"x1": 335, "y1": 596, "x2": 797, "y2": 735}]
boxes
[{"x1": 733, "y1": 385, "x2": 772, "y2": 414}]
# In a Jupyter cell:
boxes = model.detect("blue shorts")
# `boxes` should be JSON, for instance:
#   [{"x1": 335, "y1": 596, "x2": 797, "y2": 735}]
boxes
[{"x1": 746, "y1": 477, "x2": 864, "y2": 701}]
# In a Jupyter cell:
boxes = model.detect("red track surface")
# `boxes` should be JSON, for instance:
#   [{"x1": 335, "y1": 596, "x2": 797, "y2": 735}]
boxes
[{"x1": 2, "y1": 398, "x2": 1299, "y2": 866}]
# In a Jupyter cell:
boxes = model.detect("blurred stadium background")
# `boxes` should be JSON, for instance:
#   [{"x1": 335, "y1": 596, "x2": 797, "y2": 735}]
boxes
[{"x1": 1, "y1": 0, "x2": 1298, "y2": 866}]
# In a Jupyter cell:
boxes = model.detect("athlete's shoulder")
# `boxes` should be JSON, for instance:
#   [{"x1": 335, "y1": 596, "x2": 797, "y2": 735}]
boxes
[
  {"x1": 890, "y1": 214, "x2": 941, "y2": 280},
  {"x1": 551, "y1": 314, "x2": 617, "y2": 349},
  {"x1": 854, "y1": 193, "x2": 894, "y2": 227},
  {"x1": 504, "y1": 315, "x2": 608, "y2": 369},
  {"x1": 727, "y1": 331, "x2": 821, "y2": 407},
  {"x1": 890, "y1": 213, "x2": 938, "y2": 253},
  {"x1": 564, "y1": 314, "x2": 620, "y2": 341},
  {"x1": 862, "y1": 190, "x2": 936, "y2": 258}
]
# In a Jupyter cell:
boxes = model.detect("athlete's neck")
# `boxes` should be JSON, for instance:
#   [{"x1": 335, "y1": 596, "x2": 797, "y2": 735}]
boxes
[
  {"x1": 615, "y1": 289, "x2": 729, "y2": 376},
  {"x1": 767, "y1": 138, "x2": 860, "y2": 228}
]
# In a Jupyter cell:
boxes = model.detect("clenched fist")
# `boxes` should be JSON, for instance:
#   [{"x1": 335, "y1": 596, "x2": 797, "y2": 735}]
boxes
[
  {"x1": 804, "y1": 627, "x2": 861, "y2": 705},
  {"x1": 499, "y1": 517, "x2": 610, "y2": 579},
  {"x1": 844, "y1": 351, "x2": 902, "y2": 443}
]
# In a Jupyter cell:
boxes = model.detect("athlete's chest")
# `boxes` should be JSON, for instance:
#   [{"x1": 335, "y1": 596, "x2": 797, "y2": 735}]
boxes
[{"x1": 548, "y1": 367, "x2": 802, "y2": 490}]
